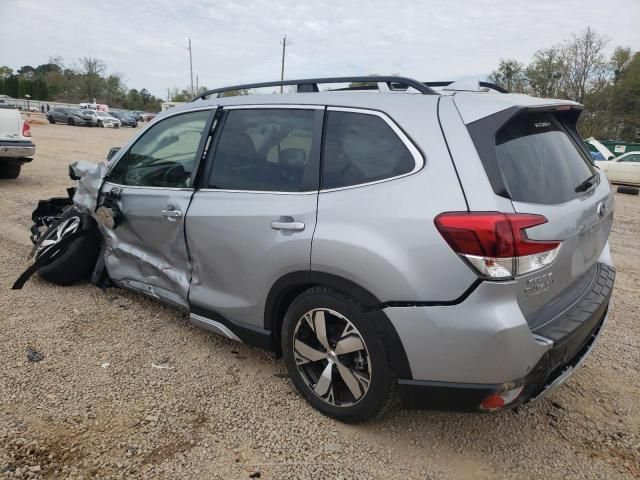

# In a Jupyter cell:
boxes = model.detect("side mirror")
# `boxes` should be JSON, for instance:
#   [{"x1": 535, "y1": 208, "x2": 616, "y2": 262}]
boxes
[{"x1": 107, "y1": 147, "x2": 121, "y2": 161}]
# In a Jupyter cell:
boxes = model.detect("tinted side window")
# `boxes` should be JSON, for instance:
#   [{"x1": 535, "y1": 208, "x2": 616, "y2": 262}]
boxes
[
  {"x1": 495, "y1": 113, "x2": 594, "y2": 204},
  {"x1": 322, "y1": 111, "x2": 415, "y2": 189},
  {"x1": 109, "y1": 110, "x2": 209, "y2": 188},
  {"x1": 207, "y1": 109, "x2": 316, "y2": 192},
  {"x1": 621, "y1": 154, "x2": 640, "y2": 163}
]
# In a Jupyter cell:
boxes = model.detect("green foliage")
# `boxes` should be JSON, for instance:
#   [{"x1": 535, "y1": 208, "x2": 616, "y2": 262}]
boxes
[
  {"x1": 349, "y1": 73, "x2": 381, "y2": 88},
  {"x1": 488, "y1": 60, "x2": 528, "y2": 93},
  {"x1": 0, "y1": 66, "x2": 13, "y2": 79},
  {"x1": 0, "y1": 57, "x2": 162, "y2": 112},
  {"x1": 219, "y1": 88, "x2": 249, "y2": 97},
  {"x1": 488, "y1": 27, "x2": 638, "y2": 142},
  {"x1": 170, "y1": 88, "x2": 195, "y2": 102}
]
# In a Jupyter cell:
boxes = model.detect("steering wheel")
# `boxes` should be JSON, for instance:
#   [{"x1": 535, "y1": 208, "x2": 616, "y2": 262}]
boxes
[{"x1": 162, "y1": 164, "x2": 190, "y2": 187}]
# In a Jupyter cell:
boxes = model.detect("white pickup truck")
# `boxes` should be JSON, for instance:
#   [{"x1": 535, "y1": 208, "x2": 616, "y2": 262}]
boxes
[{"x1": 0, "y1": 103, "x2": 35, "y2": 178}]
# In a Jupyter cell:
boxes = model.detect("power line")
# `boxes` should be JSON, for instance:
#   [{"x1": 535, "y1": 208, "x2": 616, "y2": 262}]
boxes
[{"x1": 280, "y1": 35, "x2": 292, "y2": 93}]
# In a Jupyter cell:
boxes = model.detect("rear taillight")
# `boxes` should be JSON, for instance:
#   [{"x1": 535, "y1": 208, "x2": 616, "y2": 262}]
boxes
[
  {"x1": 22, "y1": 121, "x2": 31, "y2": 137},
  {"x1": 434, "y1": 212, "x2": 561, "y2": 279}
]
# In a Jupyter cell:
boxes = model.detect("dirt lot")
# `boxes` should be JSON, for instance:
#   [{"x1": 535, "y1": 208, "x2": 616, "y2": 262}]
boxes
[{"x1": 1, "y1": 122, "x2": 639, "y2": 479}]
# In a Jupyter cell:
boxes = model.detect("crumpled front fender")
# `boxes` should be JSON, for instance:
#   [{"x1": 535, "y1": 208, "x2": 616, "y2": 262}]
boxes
[{"x1": 69, "y1": 160, "x2": 107, "y2": 212}]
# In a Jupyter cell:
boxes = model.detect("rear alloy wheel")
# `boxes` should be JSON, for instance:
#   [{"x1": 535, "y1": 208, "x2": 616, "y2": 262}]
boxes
[
  {"x1": 282, "y1": 287, "x2": 397, "y2": 423},
  {"x1": 294, "y1": 308, "x2": 371, "y2": 407},
  {"x1": 98, "y1": 120, "x2": 103, "y2": 128},
  {"x1": 67, "y1": 118, "x2": 74, "y2": 126}
]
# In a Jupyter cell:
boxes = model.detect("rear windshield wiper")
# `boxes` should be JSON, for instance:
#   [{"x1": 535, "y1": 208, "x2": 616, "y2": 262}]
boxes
[{"x1": 575, "y1": 172, "x2": 599, "y2": 193}]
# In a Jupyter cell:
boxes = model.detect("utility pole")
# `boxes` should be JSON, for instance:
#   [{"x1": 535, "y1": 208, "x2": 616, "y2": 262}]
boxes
[
  {"x1": 280, "y1": 35, "x2": 292, "y2": 93},
  {"x1": 188, "y1": 37, "x2": 194, "y2": 96},
  {"x1": 167, "y1": 88, "x2": 170, "y2": 102},
  {"x1": 196, "y1": 75, "x2": 199, "y2": 95}
]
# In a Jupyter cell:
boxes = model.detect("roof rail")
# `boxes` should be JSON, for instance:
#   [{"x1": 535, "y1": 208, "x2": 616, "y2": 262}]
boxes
[
  {"x1": 192, "y1": 76, "x2": 438, "y2": 101},
  {"x1": 424, "y1": 81, "x2": 509, "y2": 93}
]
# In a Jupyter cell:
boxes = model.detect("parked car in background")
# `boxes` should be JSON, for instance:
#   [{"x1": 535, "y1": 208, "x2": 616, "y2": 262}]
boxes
[
  {"x1": 79, "y1": 103, "x2": 109, "y2": 112},
  {"x1": 47, "y1": 108, "x2": 93, "y2": 127},
  {"x1": 597, "y1": 151, "x2": 640, "y2": 186},
  {"x1": 83, "y1": 110, "x2": 121, "y2": 128},
  {"x1": 109, "y1": 111, "x2": 138, "y2": 128},
  {"x1": 0, "y1": 107, "x2": 34, "y2": 178},
  {"x1": 141, "y1": 112, "x2": 157, "y2": 122},
  {"x1": 129, "y1": 111, "x2": 143, "y2": 122}
]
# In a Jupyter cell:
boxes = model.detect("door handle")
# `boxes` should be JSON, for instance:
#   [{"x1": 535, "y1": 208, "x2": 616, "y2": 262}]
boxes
[
  {"x1": 161, "y1": 209, "x2": 182, "y2": 218},
  {"x1": 271, "y1": 219, "x2": 305, "y2": 231}
]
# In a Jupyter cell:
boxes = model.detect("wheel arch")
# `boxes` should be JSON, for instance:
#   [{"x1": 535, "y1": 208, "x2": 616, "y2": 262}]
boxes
[{"x1": 265, "y1": 271, "x2": 413, "y2": 379}]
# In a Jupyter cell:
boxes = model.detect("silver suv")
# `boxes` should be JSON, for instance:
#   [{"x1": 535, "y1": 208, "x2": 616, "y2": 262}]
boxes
[{"x1": 23, "y1": 77, "x2": 615, "y2": 423}]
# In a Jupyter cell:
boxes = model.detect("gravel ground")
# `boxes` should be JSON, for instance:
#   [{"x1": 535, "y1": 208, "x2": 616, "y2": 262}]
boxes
[{"x1": 1, "y1": 121, "x2": 639, "y2": 479}]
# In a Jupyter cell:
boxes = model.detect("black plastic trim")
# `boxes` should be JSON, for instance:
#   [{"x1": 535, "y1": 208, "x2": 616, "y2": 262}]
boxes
[
  {"x1": 397, "y1": 379, "x2": 501, "y2": 411},
  {"x1": 466, "y1": 106, "x2": 520, "y2": 198},
  {"x1": 190, "y1": 107, "x2": 220, "y2": 188},
  {"x1": 0, "y1": 140, "x2": 35, "y2": 147}
]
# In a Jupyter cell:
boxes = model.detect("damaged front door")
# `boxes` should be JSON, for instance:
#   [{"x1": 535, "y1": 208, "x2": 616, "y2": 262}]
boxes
[{"x1": 100, "y1": 108, "x2": 213, "y2": 309}]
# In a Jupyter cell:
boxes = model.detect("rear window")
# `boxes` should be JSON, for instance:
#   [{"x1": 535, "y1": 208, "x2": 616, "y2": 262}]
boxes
[{"x1": 495, "y1": 113, "x2": 594, "y2": 204}]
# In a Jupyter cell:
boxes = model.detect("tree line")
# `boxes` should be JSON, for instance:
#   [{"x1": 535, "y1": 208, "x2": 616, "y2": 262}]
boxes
[
  {"x1": 488, "y1": 27, "x2": 639, "y2": 142},
  {"x1": 0, "y1": 56, "x2": 163, "y2": 112}
]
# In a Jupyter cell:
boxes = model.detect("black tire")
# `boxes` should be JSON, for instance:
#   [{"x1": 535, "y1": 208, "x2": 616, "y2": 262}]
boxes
[
  {"x1": 0, "y1": 163, "x2": 21, "y2": 179},
  {"x1": 282, "y1": 287, "x2": 397, "y2": 423},
  {"x1": 617, "y1": 185, "x2": 639, "y2": 195},
  {"x1": 47, "y1": 116, "x2": 54, "y2": 124},
  {"x1": 35, "y1": 208, "x2": 101, "y2": 286},
  {"x1": 98, "y1": 120, "x2": 103, "y2": 128},
  {"x1": 67, "y1": 118, "x2": 74, "y2": 126}
]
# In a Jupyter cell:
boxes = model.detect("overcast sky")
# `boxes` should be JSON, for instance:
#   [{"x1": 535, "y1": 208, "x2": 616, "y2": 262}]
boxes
[{"x1": 1, "y1": 0, "x2": 639, "y2": 100}]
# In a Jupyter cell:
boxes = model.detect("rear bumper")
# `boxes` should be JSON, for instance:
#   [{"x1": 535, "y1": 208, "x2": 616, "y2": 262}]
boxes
[
  {"x1": 0, "y1": 141, "x2": 35, "y2": 159},
  {"x1": 398, "y1": 304, "x2": 610, "y2": 410},
  {"x1": 392, "y1": 263, "x2": 615, "y2": 411}
]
